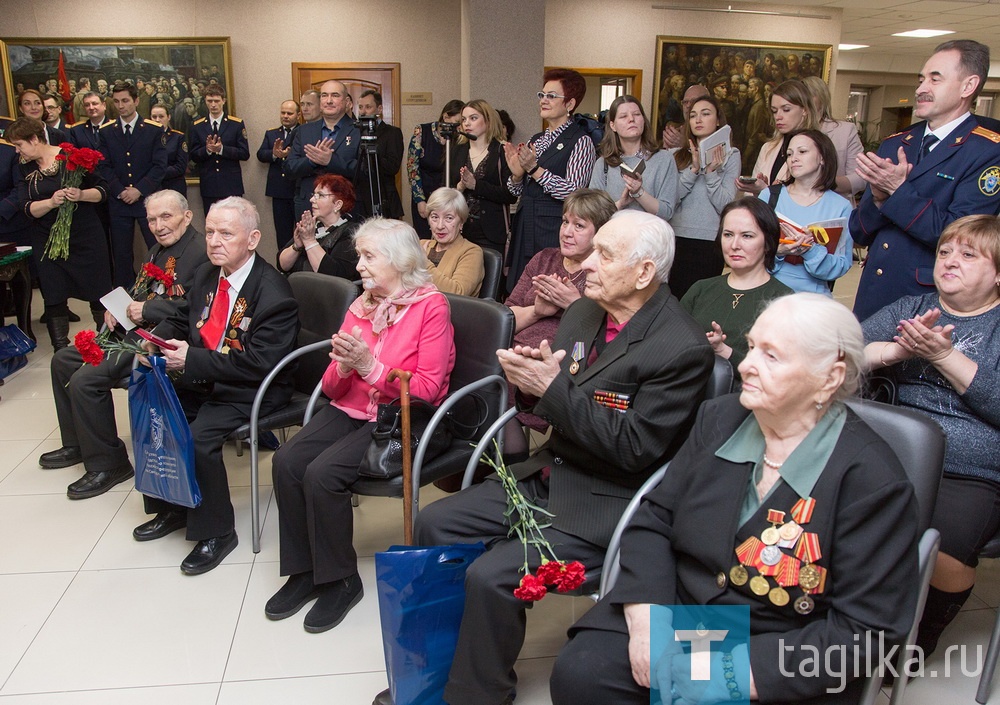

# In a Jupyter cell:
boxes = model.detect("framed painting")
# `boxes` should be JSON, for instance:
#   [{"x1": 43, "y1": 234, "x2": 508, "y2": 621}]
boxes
[
  {"x1": 1, "y1": 37, "x2": 234, "y2": 180},
  {"x1": 653, "y1": 36, "x2": 832, "y2": 171}
]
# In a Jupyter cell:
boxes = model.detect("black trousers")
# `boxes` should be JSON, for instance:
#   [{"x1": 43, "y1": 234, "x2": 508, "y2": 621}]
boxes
[
  {"x1": 414, "y1": 473, "x2": 606, "y2": 705},
  {"x1": 108, "y1": 212, "x2": 154, "y2": 290},
  {"x1": 271, "y1": 197, "x2": 296, "y2": 251},
  {"x1": 143, "y1": 389, "x2": 262, "y2": 540},
  {"x1": 271, "y1": 405, "x2": 374, "y2": 584},
  {"x1": 551, "y1": 627, "x2": 648, "y2": 705},
  {"x1": 50, "y1": 345, "x2": 134, "y2": 472}
]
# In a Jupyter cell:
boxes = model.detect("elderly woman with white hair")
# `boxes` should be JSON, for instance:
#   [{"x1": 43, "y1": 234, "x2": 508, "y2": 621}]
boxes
[
  {"x1": 552, "y1": 293, "x2": 920, "y2": 705},
  {"x1": 267, "y1": 218, "x2": 456, "y2": 634},
  {"x1": 422, "y1": 187, "x2": 485, "y2": 296}
]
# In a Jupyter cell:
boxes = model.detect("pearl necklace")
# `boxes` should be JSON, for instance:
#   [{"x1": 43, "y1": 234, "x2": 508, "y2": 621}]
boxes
[{"x1": 762, "y1": 453, "x2": 784, "y2": 469}]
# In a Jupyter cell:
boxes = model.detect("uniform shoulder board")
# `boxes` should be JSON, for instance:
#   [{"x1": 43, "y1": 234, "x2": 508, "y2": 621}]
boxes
[
  {"x1": 885, "y1": 128, "x2": 912, "y2": 140},
  {"x1": 99, "y1": 121, "x2": 116, "y2": 130},
  {"x1": 971, "y1": 126, "x2": 1000, "y2": 143},
  {"x1": 170, "y1": 129, "x2": 184, "y2": 136},
  {"x1": 227, "y1": 115, "x2": 243, "y2": 123},
  {"x1": 145, "y1": 119, "x2": 163, "y2": 128},
  {"x1": 269, "y1": 126, "x2": 283, "y2": 132},
  {"x1": 193, "y1": 117, "x2": 207, "y2": 125},
  {"x1": 70, "y1": 119, "x2": 88, "y2": 128},
  {"x1": 0, "y1": 137, "x2": 12, "y2": 147}
]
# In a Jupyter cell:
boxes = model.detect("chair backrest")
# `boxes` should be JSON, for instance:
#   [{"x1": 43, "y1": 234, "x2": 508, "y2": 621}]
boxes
[
  {"x1": 444, "y1": 292, "x2": 514, "y2": 426},
  {"x1": 479, "y1": 248, "x2": 503, "y2": 300},
  {"x1": 288, "y1": 272, "x2": 357, "y2": 393},
  {"x1": 706, "y1": 356, "x2": 734, "y2": 400},
  {"x1": 844, "y1": 399, "x2": 944, "y2": 534}
]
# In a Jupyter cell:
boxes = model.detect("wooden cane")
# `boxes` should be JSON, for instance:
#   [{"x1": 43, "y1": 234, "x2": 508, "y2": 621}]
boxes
[{"x1": 388, "y1": 368, "x2": 414, "y2": 545}]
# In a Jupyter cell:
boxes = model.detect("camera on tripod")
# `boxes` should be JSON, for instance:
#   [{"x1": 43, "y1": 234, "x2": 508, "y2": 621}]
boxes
[
  {"x1": 434, "y1": 120, "x2": 461, "y2": 140},
  {"x1": 354, "y1": 116, "x2": 379, "y2": 152}
]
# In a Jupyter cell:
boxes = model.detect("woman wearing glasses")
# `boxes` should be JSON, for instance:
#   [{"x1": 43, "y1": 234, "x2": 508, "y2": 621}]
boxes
[
  {"x1": 277, "y1": 174, "x2": 360, "y2": 278},
  {"x1": 504, "y1": 68, "x2": 596, "y2": 292}
]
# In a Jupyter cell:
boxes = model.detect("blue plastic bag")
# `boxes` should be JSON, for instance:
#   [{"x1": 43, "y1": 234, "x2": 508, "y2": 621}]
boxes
[
  {"x1": 0, "y1": 324, "x2": 36, "y2": 380},
  {"x1": 375, "y1": 542, "x2": 486, "y2": 705},
  {"x1": 128, "y1": 355, "x2": 201, "y2": 508}
]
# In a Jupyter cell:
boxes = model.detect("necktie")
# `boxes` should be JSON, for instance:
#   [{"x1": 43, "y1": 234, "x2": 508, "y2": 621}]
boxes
[
  {"x1": 123, "y1": 123, "x2": 131, "y2": 137},
  {"x1": 917, "y1": 133, "x2": 938, "y2": 164},
  {"x1": 212, "y1": 121, "x2": 219, "y2": 135},
  {"x1": 200, "y1": 278, "x2": 231, "y2": 351}
]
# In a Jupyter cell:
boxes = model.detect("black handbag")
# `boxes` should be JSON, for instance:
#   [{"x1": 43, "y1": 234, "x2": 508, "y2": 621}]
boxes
[{"x1": 358, "y1": 397, "x2": 453, "y2": 480}]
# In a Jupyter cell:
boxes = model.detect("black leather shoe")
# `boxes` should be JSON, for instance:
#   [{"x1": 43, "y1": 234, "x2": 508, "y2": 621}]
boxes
[
  {"x1": 39, "y1": 446, "x2": 83, "y2": 469},
  {"x1": 265, "y1": 572, "x2": 320, "y2": 620},
  {"x1": 133, "y1": 510, "x2": 188, "y2": 542},
  {"x1": 303, "y1": 573, "x2": 363, "y2": 633},
  {"x1": 66, "y1": 465, "x2": 133, "y2": 499},
  {"x1": 180, "y1": 532, "x2": 238, "y2": 575},
  {"x1": 372, "y1": 689, "x2": 392, "y2": 705}
]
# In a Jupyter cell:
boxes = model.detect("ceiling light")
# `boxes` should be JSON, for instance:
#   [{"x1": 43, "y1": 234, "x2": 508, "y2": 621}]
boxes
[
  {"x1": 892, "y1": 29, "x2": 955, "y2": 38},
  {"x1": 838, "y1": 44, "x2": 870, "y2": 51}
]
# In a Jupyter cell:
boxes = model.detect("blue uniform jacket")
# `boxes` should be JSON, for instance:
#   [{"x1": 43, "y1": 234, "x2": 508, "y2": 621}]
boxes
[
  {"x1": 284, "y1": 115, "x2": 359, "y2": 202},
  {"x1": 68, "y1": 119, "x2": 111, "y2": 150},
  {"x1": 189, "y1": 114, "x2": 249, "y2": 199},
  {"x1": 257, "y1": 125, "x2": 297, "y2": 200},
  {"x1": 97, "y1": 117, "x2": 168, "y2": 217},
  {"x1": 0, "y1": 140, "x2": 32, "y2": 236},
  {"x1": 850, "y1": 114, "x2": 1000, "y2": 320},
  {"x1": 161, "y1": 128, "x2": 189, "y2": 196}
]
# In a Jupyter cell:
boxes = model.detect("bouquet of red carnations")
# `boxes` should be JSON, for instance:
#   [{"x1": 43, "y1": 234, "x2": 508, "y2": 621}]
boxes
[{"x1": 42, "y1": 143, "x2": 104, "y2": 261}]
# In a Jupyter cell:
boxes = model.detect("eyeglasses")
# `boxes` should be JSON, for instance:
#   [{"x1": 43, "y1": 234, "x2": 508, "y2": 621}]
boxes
[
  {"x1": 536, "y1": 91, "x2": 566, "y2": 101},
  {"x1": 311, "y1": 192, "x2": 333, "y2": 200}
]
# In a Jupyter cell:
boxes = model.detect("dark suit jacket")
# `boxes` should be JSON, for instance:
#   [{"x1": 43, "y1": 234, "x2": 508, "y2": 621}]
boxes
[
  {"x1": 68, "y1": 119, "x2": 111, "y2": 150},
  {"x1": 449, "y1": 139, "x2": 516, "y2": 247},
  {"x1": 850, "y1": 115, "x2": 1000, "y2": 320},
  {"x1": 98, "y1": 117, "x2": 168, "y2": 217},
  {"x1": 522, "y1": 285, "x2": 714, "y2": 547},
  {"x1": 189, "y1": 114, "x2": 250, "y2": 199},
  {"x1": 576, "y1": 395, "x2": 919, "y2": 704},
  {"x1": 355, "y1": 120, "x2": 404, "y2": 218},
  {"x1": 44, "y1": 124, "x2": 68, "y2": 145},
  {"x1": 136, "y1": 224, "x2": 207, "y2": 324},
  {"x1": 0, "y1": 140, "x2": 32, "y2": 236},
  {"x1": 153, "y1": 254, "x2": 299, "y2": 406},
  {"x1": 284, "y1": 114, "x2": 360, "y2": 202},
  {"x1": 161, "y1": 129, "x2": 189, "y2": 196},
  {"x1": 257, "y1": 125, "x2": 297, "y2": 200}
]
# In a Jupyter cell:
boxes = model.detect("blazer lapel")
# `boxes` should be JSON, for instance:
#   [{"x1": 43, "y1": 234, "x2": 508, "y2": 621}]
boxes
[
  {"x1": 576, "y1": 286, "x2": 669, "y2": 383},
  {"x1": 909, "y1": 115, "x2": 976, "y2": 179}
]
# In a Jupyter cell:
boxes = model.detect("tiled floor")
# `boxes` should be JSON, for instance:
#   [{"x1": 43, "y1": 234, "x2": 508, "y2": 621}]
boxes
[{"x1": 3, "y1": 263, "x2": 1000, "y2": 704}]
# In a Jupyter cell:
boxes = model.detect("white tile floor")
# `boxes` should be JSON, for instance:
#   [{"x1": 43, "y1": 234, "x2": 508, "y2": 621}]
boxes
[{"x1": 3, "y1": 265, "x2": 1000, "y2": 704}]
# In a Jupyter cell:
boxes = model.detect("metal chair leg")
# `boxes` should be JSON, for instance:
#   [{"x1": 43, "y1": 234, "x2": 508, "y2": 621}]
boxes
[{"x1": 977, "y1": 608, "x2": 1000, "y2": 703}]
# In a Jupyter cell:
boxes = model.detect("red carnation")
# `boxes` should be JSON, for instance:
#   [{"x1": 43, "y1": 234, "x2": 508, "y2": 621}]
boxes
[
  {"x1": 552, "y1": 561, "x2": 586, "y2": 593},
  {"x1": 535, "y1": 560, "x2": 564, "y2": 585},
  {"x1": 73, "y1": 329, "x2": 105, "y2": 366},
  {"x1": 513, "y1": 573, "x2": 548, "y2": 602}
]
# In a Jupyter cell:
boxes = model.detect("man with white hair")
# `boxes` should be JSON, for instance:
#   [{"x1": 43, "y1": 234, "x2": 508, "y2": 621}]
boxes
[
  {"x1": 391, "y1": 210, "x2": 715, "y2": 705},
  {"x1": 134, "y1": 196, "x2": 299, "y2": 575}
]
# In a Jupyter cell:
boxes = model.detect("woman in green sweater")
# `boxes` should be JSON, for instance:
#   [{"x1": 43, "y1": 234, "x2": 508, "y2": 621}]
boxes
[{"x1": 681, "y1": 198, "x2": 791, "y2": 373}]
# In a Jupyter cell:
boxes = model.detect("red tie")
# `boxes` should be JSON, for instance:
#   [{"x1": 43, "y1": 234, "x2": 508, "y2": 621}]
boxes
[{"x1": 200, "y1": 278, "x2": 231, "y2": 351}]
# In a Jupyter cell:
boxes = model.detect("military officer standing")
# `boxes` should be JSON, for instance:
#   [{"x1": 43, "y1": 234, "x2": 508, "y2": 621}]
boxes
[
  {"x1": 257, "y1": 100, "x2": 300, "y2": 249},
  {"x1": 189, "y1": 85, "x2": 250, "y2": 216}
]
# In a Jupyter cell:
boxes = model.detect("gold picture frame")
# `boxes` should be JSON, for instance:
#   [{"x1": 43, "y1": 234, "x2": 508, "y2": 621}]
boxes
[{"x1": 653, "y1": 36, "x2": 832, "y2": 170}]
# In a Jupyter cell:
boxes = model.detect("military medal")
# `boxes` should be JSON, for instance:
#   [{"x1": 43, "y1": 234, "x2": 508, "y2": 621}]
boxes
[
  {"x1": 749, "y1": 576, "x2": 770, "y2": 596},
  {"x1": 729, "y1": 565, "x2": 748, "y2": 586},
  {"x1": 790, "y1": 497, "x2": 816, "y2": 524},
  {"x1": 794, "y1": 594, "x2": 815, "y2": 615},
  {"x1": 778, "y1": 520, "x2": 803, "y2": 547},
  {"x1": 221, "y1": 345, "x2": 230, "y2": 354},
  {"x1": 569, "y1": 342, "x2": 585, "y2": 375},
  {"x1": 769, "y1": 587, "x2": 790, "y2": 606},
  {"x1": 759, "y1": 545, "x2": 782, "y2": 566},
  {"x1": 761, "y1": 509, "x2": 785, "y2": 545},
  {"x1": 799, "y1": 564, "x2": 821, "y2": 590}
]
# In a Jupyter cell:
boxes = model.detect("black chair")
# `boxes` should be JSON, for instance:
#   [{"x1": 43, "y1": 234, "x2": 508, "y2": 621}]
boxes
[
  {"x1": 480, "y1": 248, "x2": 503, "y2": 300},
  {"x1": 598, "y1": 398, "x2": 945, "y2": 705},
  {"x1": 245, "y1": 272, "x2": 358, "y2": 552},
  {"x1": 339, "y1": 294, "x2": 514, "y2": 536},
  {"x1": 977, "y1": 535, "x2": 1000, "y2": 703}
]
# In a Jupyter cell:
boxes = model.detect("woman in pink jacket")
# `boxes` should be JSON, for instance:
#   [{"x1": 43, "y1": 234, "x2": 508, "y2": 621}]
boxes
[{"x1": 266, "y1": 218, "x2": 456, "y2": 634}]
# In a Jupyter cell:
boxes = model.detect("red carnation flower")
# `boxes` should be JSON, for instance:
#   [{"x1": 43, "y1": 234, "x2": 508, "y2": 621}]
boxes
[
  {"x1": 513, "y1": 573, "x2": 548, "y2": 602},
  {"x1": 552, "y1": 561, "x2": 586, "y2": 593},
  {"x1": 73, "y1": 329, "x2": 105, "y2": 366},
  {"x1": 535, "y1": 560, "x2": 564, "y2": 585}
]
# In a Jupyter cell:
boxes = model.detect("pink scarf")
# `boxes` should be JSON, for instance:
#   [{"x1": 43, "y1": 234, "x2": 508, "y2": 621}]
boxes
[{"x1": 348, "y1": 283, "x2": 441, "y2": 334}]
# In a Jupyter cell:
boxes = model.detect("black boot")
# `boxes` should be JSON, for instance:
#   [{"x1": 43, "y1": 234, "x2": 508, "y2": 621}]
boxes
[
  {"x1": 46, "y1": 315, "x2": 70, "y2": 351},
  {"x1": 90, "y1": 302, "x2": 106, "y2": 331},
  {"x1": 916, "y1": 585, "x2": 972, "y2": 657}
]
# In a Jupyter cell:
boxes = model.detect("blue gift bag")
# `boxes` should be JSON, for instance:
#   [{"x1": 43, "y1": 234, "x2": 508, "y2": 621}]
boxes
[
  {"x1": 375, "y1": 542, "x2": 486, "y2": 705},
  {"x1": 128, "y1": 355, "x2": 201, "y2": 508},
  {"x1": 0, "y1": 324, "x2": 36, "y2": 380}
]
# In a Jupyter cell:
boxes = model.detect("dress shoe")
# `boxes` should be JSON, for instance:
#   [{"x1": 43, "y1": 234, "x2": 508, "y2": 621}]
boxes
[
  {"x1": 133, "y1": 510, "x2": 188, "y2": 542},
  {"x1": 372, "y1": 689, "x2": 511, "y2": 705},
  {"x1": 180, "y1": 532, "x2": 238, "y2": 575},
  {"x1": 66, "y1": 465, "x2": 133, "y2": 499},
  {"x1": 39, "y1": 446, "x2": 83, "y2": 469},
  {"x1": 266, "y1": 572, "x2": 320, "y2": 620},
  {"x1": 303, "y1": 573, "x2": 363, "y2": 633},
  {"x1": 39, "y1": 309, "x2": 80, "y2": 323}
]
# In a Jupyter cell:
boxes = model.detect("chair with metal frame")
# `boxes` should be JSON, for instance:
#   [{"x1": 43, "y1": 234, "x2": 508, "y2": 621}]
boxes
[{"x1": 479, "y1": 248, "x2": 503, "y2": 300}]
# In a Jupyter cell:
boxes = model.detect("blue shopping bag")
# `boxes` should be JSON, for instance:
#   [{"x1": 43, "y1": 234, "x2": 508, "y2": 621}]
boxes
[
  {"x1": 375, "y1": 542, "x2": 486, "y2": 705},
  {"x1": 0, "y1": 324, "x2": 36, "y2": 379},
  {"x1": 128, "y1": 355, "x2": 201, "y2": 508}
]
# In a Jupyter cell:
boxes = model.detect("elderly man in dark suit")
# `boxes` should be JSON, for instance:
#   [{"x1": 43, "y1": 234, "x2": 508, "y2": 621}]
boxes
[
  {"x1": 284, "y1": 79, "x2": 360, "y2": 222},
  {"x1": 353, "y1": 89, "x2": 404, "y2": 219},
  {"x1": 98, "y1": 81, "x2": 167, "y2": 289},
  {"x1": 396, "y1": 210, "x2": 714, "y2": 705},
  {"x1": 134, "y1": 196, "x2": 299, "y2": 575},
  {"x1": 257, "y1": 100, "x2": 300, "y2": 249},
  {"x1": 44, "y1": 190, "x2": 207, "y2": 499},
  {"x1": 189, "y1": 85, "x2": 250, "y2": 216}
]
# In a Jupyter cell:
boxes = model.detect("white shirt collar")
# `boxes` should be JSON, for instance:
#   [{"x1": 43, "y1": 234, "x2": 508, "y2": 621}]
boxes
[
  {"x1": 120, "y1": 113, "x2": 139, "y2": 131},
  {"x1": 925, "y1": 111, "x2": 971, "y2": 148},
  {"x1": 219, "y1": 252, "x2": 256, "y2": 298}
]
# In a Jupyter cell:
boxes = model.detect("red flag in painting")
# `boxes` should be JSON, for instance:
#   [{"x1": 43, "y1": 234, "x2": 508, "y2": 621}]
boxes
[{"x1": 58, "y1": 51, "x2": 73, "y2": 122}]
